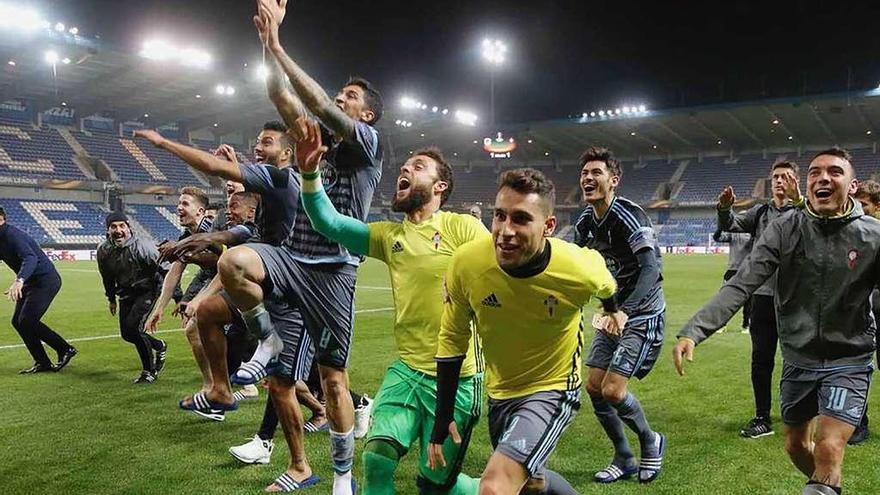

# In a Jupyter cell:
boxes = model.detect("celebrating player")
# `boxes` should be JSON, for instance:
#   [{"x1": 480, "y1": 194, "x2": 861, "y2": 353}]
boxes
[
  {"x1": 574, "y1": 147, "x2": 666, "y2": 484},
  {"x1": 295, "y1": 117, "x2": 487, "y2": 494},
  {"x1": 674, "y1": 148, "x2": 878, "y2": 495},
  {"x1": 430, "y1": 168, "x2": 620, "y2": 495}
]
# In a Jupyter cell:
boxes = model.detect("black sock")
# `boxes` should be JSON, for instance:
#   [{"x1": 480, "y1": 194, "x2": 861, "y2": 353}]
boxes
[{"x1": 257, "y1": 396, "x2": 278, "y2": 440}]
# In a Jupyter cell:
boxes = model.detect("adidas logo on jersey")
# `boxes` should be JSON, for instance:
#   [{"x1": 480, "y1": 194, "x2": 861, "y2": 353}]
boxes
[
  {"x1": 391, "y1": 241, "x2": 404, "y2": 253},
  {"x1": 481, "y1": 293, "x2": 501, "y2": 308}
]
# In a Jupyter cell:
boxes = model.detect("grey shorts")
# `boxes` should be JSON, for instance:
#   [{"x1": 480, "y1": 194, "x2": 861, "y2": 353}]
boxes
[
  {"x1": 220, "y1": 288, "x2": 313, "y2": 380},
  {"x1": 780, "y1": 362, "x2": 873, "y2": 428},
  {"x1": 488, "y1": 390, "x2": 581, "y2": 479},
  {"x1": 248, "y1": 243, "x2": 357, "y2": 369},
  {"x1": 586, "y1": 311, "x2": 665, "y2": 379}
]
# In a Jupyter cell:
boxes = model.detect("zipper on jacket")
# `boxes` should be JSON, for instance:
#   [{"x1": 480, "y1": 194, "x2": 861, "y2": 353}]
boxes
[{"x1": 816, "y1": 222, "x2": 827, "y2": 366}]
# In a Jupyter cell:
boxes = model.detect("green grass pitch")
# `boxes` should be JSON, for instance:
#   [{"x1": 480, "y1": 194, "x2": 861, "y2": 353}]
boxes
[{"x1": 0, "y1": 255, "x2": 877, "y2": 494}]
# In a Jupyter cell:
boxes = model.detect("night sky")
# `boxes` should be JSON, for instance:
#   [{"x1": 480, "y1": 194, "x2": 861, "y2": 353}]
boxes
[{"x1": 39, "y1": 0, "x2": 880, "y2": 123}]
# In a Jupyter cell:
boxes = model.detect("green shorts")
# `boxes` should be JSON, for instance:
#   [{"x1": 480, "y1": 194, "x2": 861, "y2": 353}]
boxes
[{"x1": 367, "y1": 359, "x2": 483, "y2": 489}]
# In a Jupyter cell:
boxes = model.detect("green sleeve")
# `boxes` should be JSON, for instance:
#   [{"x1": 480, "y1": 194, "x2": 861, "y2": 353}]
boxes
[{"x1": 301, "y1": 188, "x2": 370, "y2": 256}]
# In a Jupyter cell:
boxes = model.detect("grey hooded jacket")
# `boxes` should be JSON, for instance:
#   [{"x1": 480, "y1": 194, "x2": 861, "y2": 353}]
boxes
[
  {"x1": 681, "y1": 199, "x2": 879, "y2": 369},
  {"x1": 97, "y1": 234, "x2": 165, "y2": 302}
]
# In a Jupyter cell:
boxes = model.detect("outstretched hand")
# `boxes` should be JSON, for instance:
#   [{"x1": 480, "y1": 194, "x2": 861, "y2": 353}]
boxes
[
  {"x1": 293, "y1": 117, "x2": 327, "y2": 174},
  {"x1": 133, "y1": 129, "x2": 164, "y2": 147},
  {"x1": 253, "y1": 0, "x2": 286, "y2": 49}
]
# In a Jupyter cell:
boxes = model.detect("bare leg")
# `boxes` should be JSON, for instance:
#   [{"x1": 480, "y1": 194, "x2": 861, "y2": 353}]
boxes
[
  {"x1": 265, "y1": 376, "x2": 314, "y2": 492},
  {"x1": 785, "y1": 419, "x2": 817, "y2": 478},
  {"x1": 184, "y1": 317, "x2": 212, "y2": 392}
]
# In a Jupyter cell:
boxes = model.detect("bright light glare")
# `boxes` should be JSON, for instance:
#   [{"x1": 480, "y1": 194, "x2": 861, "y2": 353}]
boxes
[
  {"x1": 454, "y1": 110, "x2": 478, "y2": 126},
  {"x1": 140, "y1": 39, "x2": 212, "y2": 69},
  {"x1": 400, "y1": 96, "x2": 420, "y2": 109},
  {"x1": 481, "y1": 38, "x2": 507, "y2": 66},
  {"x1": 54, "y1": 22, "x2": 65, "y2": 32},
  {"x1": 44, "y1": 50, "x2": 59, "y2": 65},
  {"x1": 61, "y1": 57, "x2": 71, "y2": 65},
  {"x1": 255, "y1": 64, "x2": 269, "y2": 81},
  {"x1": 216, "y1": 84, "x2": 226, "y2": 95},
  {"x1": 225, "y1": 86, "x2": 235, "y2": 96},
  {"x1": 69, "y1": 27, "x2": 78, "y2": 35},
  {"x1": 0, "y1": 5, "x2": 45, "y2": 32},
  {"x1": 638, "y1": 104, "x2": 646, "y2": 112}
]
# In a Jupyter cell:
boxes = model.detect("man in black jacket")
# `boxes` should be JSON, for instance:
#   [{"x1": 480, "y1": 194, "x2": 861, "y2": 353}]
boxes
[
  {"x1": 97, "y1": 212, "x2": 168, "y2": 384},
  {"x1": 0, "y1": 206, "x2": 76, "y2": 374}
]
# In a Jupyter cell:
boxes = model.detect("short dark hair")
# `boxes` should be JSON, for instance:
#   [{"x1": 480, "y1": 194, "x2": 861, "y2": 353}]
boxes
[
  {"x1": 413, "y1": 147, "x2": 454, "y2": 207},
  {"x1": 856, "y1": 180, "x2": 880, "y2": 204},
  {"x1": 230, "y1": 191, "x2": 259, "y2": 209},
  {"x1": 206, "y1": 203, "x2": 222, "y2": 211},
  {"x1": 262, "y1": 120, "x2": 292, "y2": 149},
  {"x1": 180, "y1": 186, "x2": 209, "y2": 208},
  {"x1": 812, "y1": 146, "x2": 853, "y2": 166},
  {"x1": 498, "y1": 168, "x2": 556, "y2": 213},
  {"x1": 345, "y1": 77, "x2": 383, "y2": 125},
  {"x1": 578, "y1": 146, "x2": 621, "y2": 177},
  {"x1": 772, "y1": 160, "x2": 799, "y2": 176},
  {"x1": 0, "y1": 206, "x2": 7, "y2": 220}
]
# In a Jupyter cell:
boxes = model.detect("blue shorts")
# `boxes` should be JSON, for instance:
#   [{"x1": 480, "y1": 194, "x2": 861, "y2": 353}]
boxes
[{"x1": 586, "y1": 311, "x2": 665, "y2": 379}]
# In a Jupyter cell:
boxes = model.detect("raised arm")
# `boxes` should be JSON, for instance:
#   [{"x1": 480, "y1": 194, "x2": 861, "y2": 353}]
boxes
[
  {"x1": 295, "y1": 118, "x2": 370, "y2": 255},
  {"x1": 265, "y1": 55, "x2": 309, "y2": 132},
  {"x1": 133, "y1": 130, "x2": 243, "y2": 182},
  {"x1": 255, "y1": 0, "x2": 358, "y2": 141}
]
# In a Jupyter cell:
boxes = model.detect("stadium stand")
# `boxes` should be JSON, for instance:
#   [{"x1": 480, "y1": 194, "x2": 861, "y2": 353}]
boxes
[
  {"x1": 0, "y1": 200, "x2": 106, "y2": 245},
  {"x1": 0, "y1": 122, "x2": 88, "y2": 181},
  {"x1": 126, "y1": 203, "x2": 183, "y2": 243}
]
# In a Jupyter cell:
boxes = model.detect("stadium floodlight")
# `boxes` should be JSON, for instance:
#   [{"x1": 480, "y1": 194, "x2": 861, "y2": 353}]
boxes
[
  {"x1": 527, "y1": 139, "x2": 533, "y2": 144},
  {"x1": 140, "y1": 39, "x2": 212, "y2": 69},
  {"x1": 216, "y1": 84, "x2": 226, "y2": 94},
  {"x1": 213, "y1": 123, "x2": 219, "y2": 127},
  {"x1": 606, "y1": 109, "x2": 613, "y2": 116},
  {"x1": 69, "y1": 27, "x2": 78, "y2": 35},
  {"x1": 717, "y1": 140, "x2": 723, "y2": 145},
  {"x1": 225, "y1": 86, "x2": 235, "y2": 96},
  {"x1": 179, "y1": 48, "x2": 212, "y2": 69},
  {"x1": 432, "y1": 106, "x2": 438, "y2": 113},
  {"x1": 0, "y1": 5, "x2": 45, "y2": 32},
  {"x1": 7, "y1": 60, "x2": 15, "y2": 66},
  {"x1": 44, "y1": 50, "x2": 59, "y2": 65},
  {"x1": 652, "y1": 144, "x2": 658, "y2": 149},
  {"x1": 590, "y1": 112, "x2": 596, "y2": 117},
  {"x1": 598, "y1": 110, "x2": 605, "y2": 116},
  {"x1": 623, "y1": 106, "x2": 631, "y2": 114},
  {"x1": 454, "y1": 109, "x2": 478, "y2": 126},
  {"x1": 544, "y1": 151, "x2": 550, "y2": 156},
  {"x1": 867, "y1": 130, "x2": 873, "y2": 135},
  {"x1": 255, "y1": 63, "x2": 269, "y2": 81},
  {"x1": 481, "y1": 38, "x2": 507, "y2": 66},
  {"x1": 771, "y1": 119, "x2": 780, "y2": 125},
  {"x1": 638, "y1": 104, "x2": 646, "y2": 112},
  {"x1": 400, "y1": 96, "x2": 419, "y2": 109},
  {"x1": 195, "y1": 94, "x2": 202, "y2": 99},
  {"x1": 615, "y1": 108, "x2": 621, "y2": 115},
  {"x1": 442, "y1": 108, "x2": 449, "y2": 115},
  {"x1": 630, "y1": 131, "x2": 637, "y2": 136},
  {"x1": 395, "y1": 119, "x2": 401, "y2": 125},
  {"x1": 61, "y1": 57, "x2": 71, "y2": 65},
  {"x1": 54, "y1": 22, "x2": 65, "y2": 32},
  {"x1": 144, "y1": 113, "x2": 150, "y2": 118},
  {"x1": 582, "y1": 112, "x2": 588, "y2": 118},
  {"x1": 406, "y1": 122, "x2": 412, "y2": 128}
]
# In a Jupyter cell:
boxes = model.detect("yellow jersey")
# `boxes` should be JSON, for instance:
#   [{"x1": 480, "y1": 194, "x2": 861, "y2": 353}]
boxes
[
  {"x1": 437, "y1": 236, "x2": 616, "y2": 399},
  {"x1": 368, "y1": 211, "x2": 488, "y2": 376}
]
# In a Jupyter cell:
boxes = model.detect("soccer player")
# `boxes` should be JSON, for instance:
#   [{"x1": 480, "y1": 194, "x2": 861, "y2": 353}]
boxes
[
  {"x1": 136, "y1": 122, "x2": 320, "y2": 489},
  {"x1": 849, "y1": 179, "x2": 880, "y2": 445},
  {"x1": 715, "y1": 160, "x2": 803, "y2": 438},
  {"x1": 143, "y1": 186, "x2": 213, "y2": 389},
  {"x1": 429, "y1": 168, "x2": 620, "y2": 495},
  {"x1": 711, "y1": 229, "x2": 753, "y2": 331},
  {"x1": 294, "y1": 118, "x2": 487, "y2": 494},
  {"x1": 96, "y1": 212, "x2": 168, "y2": 383},
  {"x1": 0, "y1": 206, "x2": 76, "y2": 374},
  {"x1": 674, "y1": 147, "x2": 878, "y2": 495},
  {"x1": 573, "y1": 147, "x2": 666, "y2": 484}
]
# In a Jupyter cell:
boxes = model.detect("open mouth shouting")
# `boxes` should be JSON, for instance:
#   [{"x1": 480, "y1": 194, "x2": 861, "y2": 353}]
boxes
[{"x1": 396, "y1": 176, "x2": 411, "y2": 199}]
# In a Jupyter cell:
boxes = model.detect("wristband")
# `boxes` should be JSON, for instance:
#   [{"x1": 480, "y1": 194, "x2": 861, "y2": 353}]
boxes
[{"x1": 301, "y1": 170, "x2": 320, "y2": 181}]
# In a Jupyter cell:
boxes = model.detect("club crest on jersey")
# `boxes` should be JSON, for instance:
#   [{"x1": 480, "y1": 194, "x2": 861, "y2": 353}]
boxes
[
  {"x1": 847, "y1": 249, "x2": 859, "y2": 270},
  {"x1": 320, "y1": 161, "x2": 338, "y2": 189},
  {"x1": 432, "y1": 231, "x2": 442, "y2": 249},
  {"x1": 544, "y1": 295, "x2": 558, "y2": 317}
]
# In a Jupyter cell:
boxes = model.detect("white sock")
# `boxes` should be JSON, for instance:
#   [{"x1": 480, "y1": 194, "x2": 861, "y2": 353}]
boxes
[
  {"x1": 249, "y1": 332, "x2": 282, "y2": 366},
  {"x1": 332, "y1": 470, "x2": 353, "y2": 495}
]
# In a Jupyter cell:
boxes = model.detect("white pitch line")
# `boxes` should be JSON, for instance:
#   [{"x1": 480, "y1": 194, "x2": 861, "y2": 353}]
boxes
[{"x1": 0, "y1": 306, "x2": 394, "y2": 351}]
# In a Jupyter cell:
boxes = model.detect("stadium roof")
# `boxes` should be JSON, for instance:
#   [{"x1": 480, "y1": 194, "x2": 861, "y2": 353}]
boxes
[{"x1": 3, "y1": 32, "x2": 880, "y2": 165}]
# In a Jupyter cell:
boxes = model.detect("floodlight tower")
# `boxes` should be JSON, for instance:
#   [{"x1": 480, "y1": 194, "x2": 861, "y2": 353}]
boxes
[{"x1": 481, "y1": 38, "x2": 506, "y2": 128}]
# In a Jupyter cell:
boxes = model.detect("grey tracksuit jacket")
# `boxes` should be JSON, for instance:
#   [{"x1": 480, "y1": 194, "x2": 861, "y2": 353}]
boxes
[
  {"x1": 681, "y1": 200, "x2": 879, "y2": 369},
  {"x1": 97, "y1": 235, "x2": 165, "y2": 302}
]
